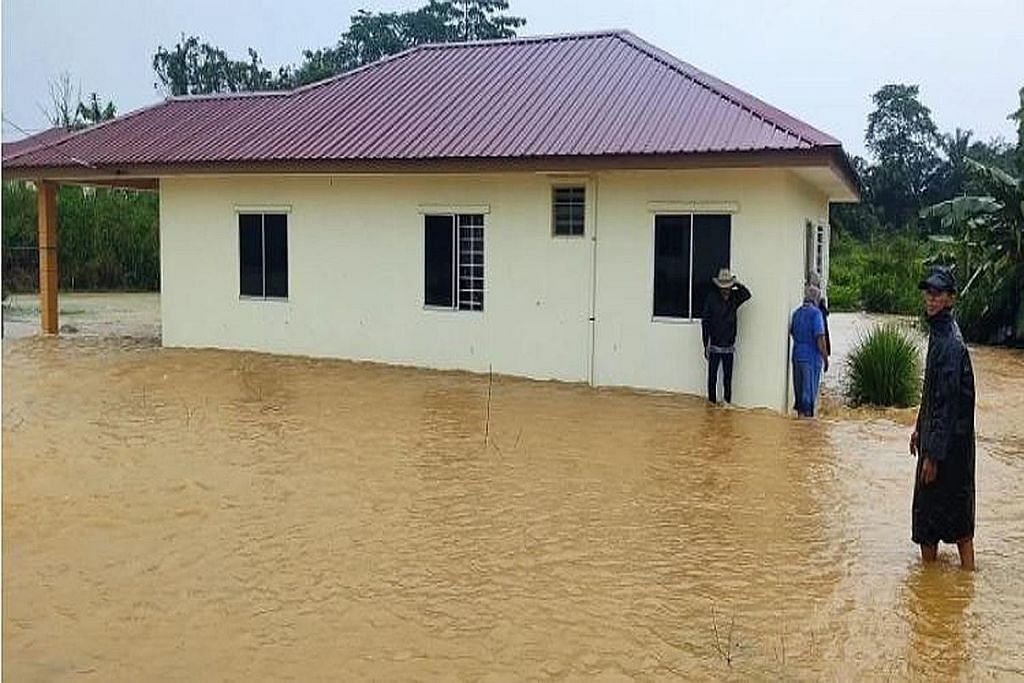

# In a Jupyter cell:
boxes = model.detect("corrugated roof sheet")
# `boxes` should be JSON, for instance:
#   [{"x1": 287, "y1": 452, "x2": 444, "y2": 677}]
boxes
[
  {"x1": 3, "y1": 31, "x2": 844, "y2": 171},
  {"x1": 2, "y1": 126, "x2": 73, "y2": 162}
]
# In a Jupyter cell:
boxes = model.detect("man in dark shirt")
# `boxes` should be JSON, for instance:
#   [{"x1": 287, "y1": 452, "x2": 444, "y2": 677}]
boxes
[
  {"x1": 910, "y1": 266, "x2": 976, "y2": 570},
  {"x1": 701, "y1": 268, "x2": 752, "y2": 404}
]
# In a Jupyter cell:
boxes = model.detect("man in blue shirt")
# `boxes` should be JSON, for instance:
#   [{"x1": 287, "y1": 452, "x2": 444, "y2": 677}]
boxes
[{"x1": 790, "y1": 285, "x2": 829, "y2": 417}]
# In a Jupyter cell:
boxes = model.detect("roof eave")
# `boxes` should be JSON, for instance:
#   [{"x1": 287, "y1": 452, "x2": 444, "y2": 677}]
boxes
[{"x1": 1, "y1": 147, "x2": 859, "y2": 189}]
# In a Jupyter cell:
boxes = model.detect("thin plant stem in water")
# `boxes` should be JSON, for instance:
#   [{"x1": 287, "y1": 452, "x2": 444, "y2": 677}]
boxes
[
  {"x1": 711, "y1": 605, "x2": 736, "y2": 667},
  {"x1": 484, "y1": 363, "x2": 493, "y2": 447}
]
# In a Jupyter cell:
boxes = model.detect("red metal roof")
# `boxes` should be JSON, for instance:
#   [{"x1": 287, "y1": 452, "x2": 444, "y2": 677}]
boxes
[
  {"x1": 2, "y1": 126, "x2": 73, "y2": 162},
  {"x1": 3, "y1": 31, "x2": 845, "y2": 171}
]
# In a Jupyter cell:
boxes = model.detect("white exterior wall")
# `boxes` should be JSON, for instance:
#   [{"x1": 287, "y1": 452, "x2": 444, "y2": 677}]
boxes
[
  {"x1": 591, "y1": 169, "x2": 829, "y2": 411},
  {"x1": 160, "y1": 174, "x2": 594, "y2": 383},
  {"x1": 159, "y1": 169, "x2": 830, "y2": 411}
]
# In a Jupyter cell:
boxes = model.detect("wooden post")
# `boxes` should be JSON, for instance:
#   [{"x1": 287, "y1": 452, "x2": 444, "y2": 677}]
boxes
[{"x1": 37, "y1": 180, "x2": 59, "y2": 334}]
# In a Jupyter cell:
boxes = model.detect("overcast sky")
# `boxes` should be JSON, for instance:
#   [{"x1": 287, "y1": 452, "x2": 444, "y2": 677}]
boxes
[{"x1": 2, "y1": 0, "x2": 1020, "y2": 158}]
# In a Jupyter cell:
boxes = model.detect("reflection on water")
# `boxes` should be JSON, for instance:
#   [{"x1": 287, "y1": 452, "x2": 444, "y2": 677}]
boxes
[
  {"x1": 902, "y1": 566, "x2": 976, "y2": 680},
  {"x1": 3, "y1": 337, "x2": 1023, "y2": 679}
]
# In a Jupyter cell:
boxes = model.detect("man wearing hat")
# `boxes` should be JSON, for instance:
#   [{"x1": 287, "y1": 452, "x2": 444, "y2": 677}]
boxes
[
  {"x1": 910, "y1": 265, "x2": 976, "y2": 570},
  {"x1": 701, "y1": 268, "x2": 752, "y2": 404}
]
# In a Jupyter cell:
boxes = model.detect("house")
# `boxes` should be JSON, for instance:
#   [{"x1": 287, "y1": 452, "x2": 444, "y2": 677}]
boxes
[{"x1": 2, "y1": 30, "x2": 858, "y2": 411}]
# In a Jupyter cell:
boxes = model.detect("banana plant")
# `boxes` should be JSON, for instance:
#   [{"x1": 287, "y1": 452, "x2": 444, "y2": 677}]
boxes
[{"x1": 921, "y1": 158, "x2": 1024, "y2": 343}]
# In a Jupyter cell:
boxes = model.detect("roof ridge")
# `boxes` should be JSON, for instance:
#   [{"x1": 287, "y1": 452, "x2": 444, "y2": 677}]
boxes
[
  {"x1": 287, "y1": 30, "x2": 627, "y2": 96},
  {"x1": 166, "y1": 32, "x2": 631, "y2": 103},
  {"x1": 417, "y1": 29, "x2": 625, "y2": 51},
  {"x1": 169, "y1": 90, "x2": 290, "y2": 102},
  {"x1": 613, "y1": 31, "x2": 838, "y2": 147}
]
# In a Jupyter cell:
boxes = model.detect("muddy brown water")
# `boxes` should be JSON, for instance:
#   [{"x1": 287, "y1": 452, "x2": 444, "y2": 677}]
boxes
[{"x1": 3, "y1": 336, "x2": 1023, "y2": 679}]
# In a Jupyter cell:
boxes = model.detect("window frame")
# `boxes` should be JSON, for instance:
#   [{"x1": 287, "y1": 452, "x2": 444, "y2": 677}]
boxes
[
  {"x1": 814, "y1": 222, "x2": 827, "y2": 279},
  {"x1": 236, "y1": 208, "x2": 290, "y2": 302},
  {"x1": 805, "y1": 219, "x2": 829, "y2": 283},
  {"x1": 423, "y1": 212, "x2": 486, "y2": 313},
  {"x1": 551, "y1": 184, "x2": 587, "y2": 238},
  {"x1": 650, "y1": 211, "x2": 733, "y2": 324}
]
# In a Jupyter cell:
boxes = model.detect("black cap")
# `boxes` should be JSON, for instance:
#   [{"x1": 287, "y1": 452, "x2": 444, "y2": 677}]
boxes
[{"x1": 918, "y1": 265, "x2": 957, "y2": 293}]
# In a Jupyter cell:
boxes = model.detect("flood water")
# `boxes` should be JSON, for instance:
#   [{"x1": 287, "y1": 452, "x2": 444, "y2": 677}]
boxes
[{"x1": 3, "y1": 336, "x2": 1023, "y2": 679}]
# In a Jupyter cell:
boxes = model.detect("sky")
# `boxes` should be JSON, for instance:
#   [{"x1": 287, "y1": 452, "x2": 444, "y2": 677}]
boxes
[{"x1": 1, "y1": 0, "x2": 1020, "y2": 159}]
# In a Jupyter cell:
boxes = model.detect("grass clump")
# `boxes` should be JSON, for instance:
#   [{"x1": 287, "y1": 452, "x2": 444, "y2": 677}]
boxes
[{"x1": 846, "y1": 323, "x2": 922, "y2": 407}]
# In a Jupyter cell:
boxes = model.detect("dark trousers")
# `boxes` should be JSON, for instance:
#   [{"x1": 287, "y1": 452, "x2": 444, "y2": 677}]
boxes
[{"x1": 708, "y1": 352, "x2": 734, "y2": 403}]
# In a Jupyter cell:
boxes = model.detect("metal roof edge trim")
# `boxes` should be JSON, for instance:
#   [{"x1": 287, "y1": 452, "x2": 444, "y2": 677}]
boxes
[{"x1": 3, "y1": 148, "x2": 848, "y2": 179}]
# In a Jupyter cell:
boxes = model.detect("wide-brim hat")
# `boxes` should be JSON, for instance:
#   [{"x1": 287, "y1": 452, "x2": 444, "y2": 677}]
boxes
[
  {"x1": 712, "y1": 268, "x2": 737, "y2": 288},
  {"x1": 918, "y1": 265, "x2": 957, "y2": 293}
]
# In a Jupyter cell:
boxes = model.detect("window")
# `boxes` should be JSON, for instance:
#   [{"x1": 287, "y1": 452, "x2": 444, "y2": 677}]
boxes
[
  {"x1": 552, "y1": 186, "x2": 585, "y2": 236},
  {"x1": 805, "y1": 221, "x2": 827, "y2": 280},
  {"x1": 653, "y1": 214, "x2": 731, "y2": 319},
  {"x1": 424, "y1": 214, "x2": 485, "y2": 311},
  {"x1": 239, "y1": 212, "x2": 288, "y2": 299}
]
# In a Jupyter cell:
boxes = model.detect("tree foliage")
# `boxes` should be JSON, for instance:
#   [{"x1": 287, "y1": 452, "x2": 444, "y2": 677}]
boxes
[
  {"x1": 77, "y1": 93, "x2": 117, "y2": 126},
  {"x1": 863, "y1": 84, "x2": 943, "y2": 229},
  {"x1": 152, "y1": 35, "x2": 289, "y2": 96},
  {"x1": 152, "y1": 1, "x2": 527, "y2": 93},
  {"x1": 1010, "y1": 86, "x2": 1024, "y2": 169},
  {"x1": 43, "y1": 73, "x2": 118, "y2": 130},
  {"x1": 2, "y1": 182, "x2": 160, "y2": 292},
  {"x1": 921, "y1": 159, "x2": 1024, "y2": 344}
]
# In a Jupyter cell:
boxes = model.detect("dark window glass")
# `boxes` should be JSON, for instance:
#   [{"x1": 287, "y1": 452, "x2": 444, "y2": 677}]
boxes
[
  {"x1": 805, "y1": 222, "x2": 815, "y2": 278},
  {"x1": 424, "y1": 215, "x2": 455, "y2": 307},
  {"x1": 653, "y1": 215, "x2": 691, "y2": 318},
  {"x1": 553, "y1": 186, "x2": 585, "y2": 236},
  {"x1": 239, "y1": 213, "x2": 264, "y2": 297},
  {"x1": 692, "y1": 214, "x2": 731, "y2": 314},
  {"x1": 264, "y1": 213, "x2": 288, "y2": 298}
]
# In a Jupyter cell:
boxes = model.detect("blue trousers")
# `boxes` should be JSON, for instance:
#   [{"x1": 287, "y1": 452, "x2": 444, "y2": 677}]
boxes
[{"x1": 792, "y1": 359, "x2": 822, "y2": 417}]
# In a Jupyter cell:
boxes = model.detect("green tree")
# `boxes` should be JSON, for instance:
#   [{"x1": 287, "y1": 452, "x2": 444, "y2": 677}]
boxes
[
  {"x1": 244, "y1": 1, "x2": 527, "y2": 88},
  {"x1": 930, "y1": 127, "x2": 973, "y2": 202},
  {"x1": 865, "y1": 84, "x2": 943, "y2": 230},
  {"x1": 1009, "y1": 86, "x2": 1024, "y2": 171},
  {"x1": 152, "y1": 35, "x2": 287, "y2": 96},
  {"x1": 43, "y1": 72, "x2": 117, "y2": 130},
  {"x1": 829, "y1": 155, "x2": 882, "y2": 239},
  {"x1": 966, "y1": 138, "x2": 1016, "y2": 174},
  {"x1": 2, "y1": 183, "x2": 160, "y2": 293},
  {"x1": 77, "y1": 92, "x2": 117, "y2": 126},
  {"x1": 441, "y1": 0, "x2": 526, "y2": 41},
  {"x1": 343, "y1": 9, "x2": 412, "y2": 66},
  {"x1": 921, "y1": 159, "x2": 1024, "y2": 344}
]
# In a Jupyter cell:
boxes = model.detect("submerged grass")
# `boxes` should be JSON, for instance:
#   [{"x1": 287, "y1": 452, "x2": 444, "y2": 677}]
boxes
[{"x1": 845, "y1": 323, "x2": 922, "y2": 408}]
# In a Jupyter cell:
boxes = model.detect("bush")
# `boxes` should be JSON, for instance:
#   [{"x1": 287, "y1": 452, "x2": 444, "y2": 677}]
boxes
[
  {"x1": 2, "y1": 181, "x2": 160, "y2": 293},
  {"x1": 858, "y1": 235, "x2": 924, "y2": 314},
  {"x1": 846, "y1": 323, "x2": 922, "y2": 407},
  {"x1": 827, "y1": 232, "x2": 931, "y2": 314},
  {"x1": 951, "y1": 269, "x2": 1024, "y2": 345},
  {"x1": 827, "y1": 233, "x2": 864, "y2": 311}
]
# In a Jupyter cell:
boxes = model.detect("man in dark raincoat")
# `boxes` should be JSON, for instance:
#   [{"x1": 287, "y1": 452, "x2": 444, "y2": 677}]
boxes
[{"x1": 910, "y1": 266, "x2": 976, "y2": 570}]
